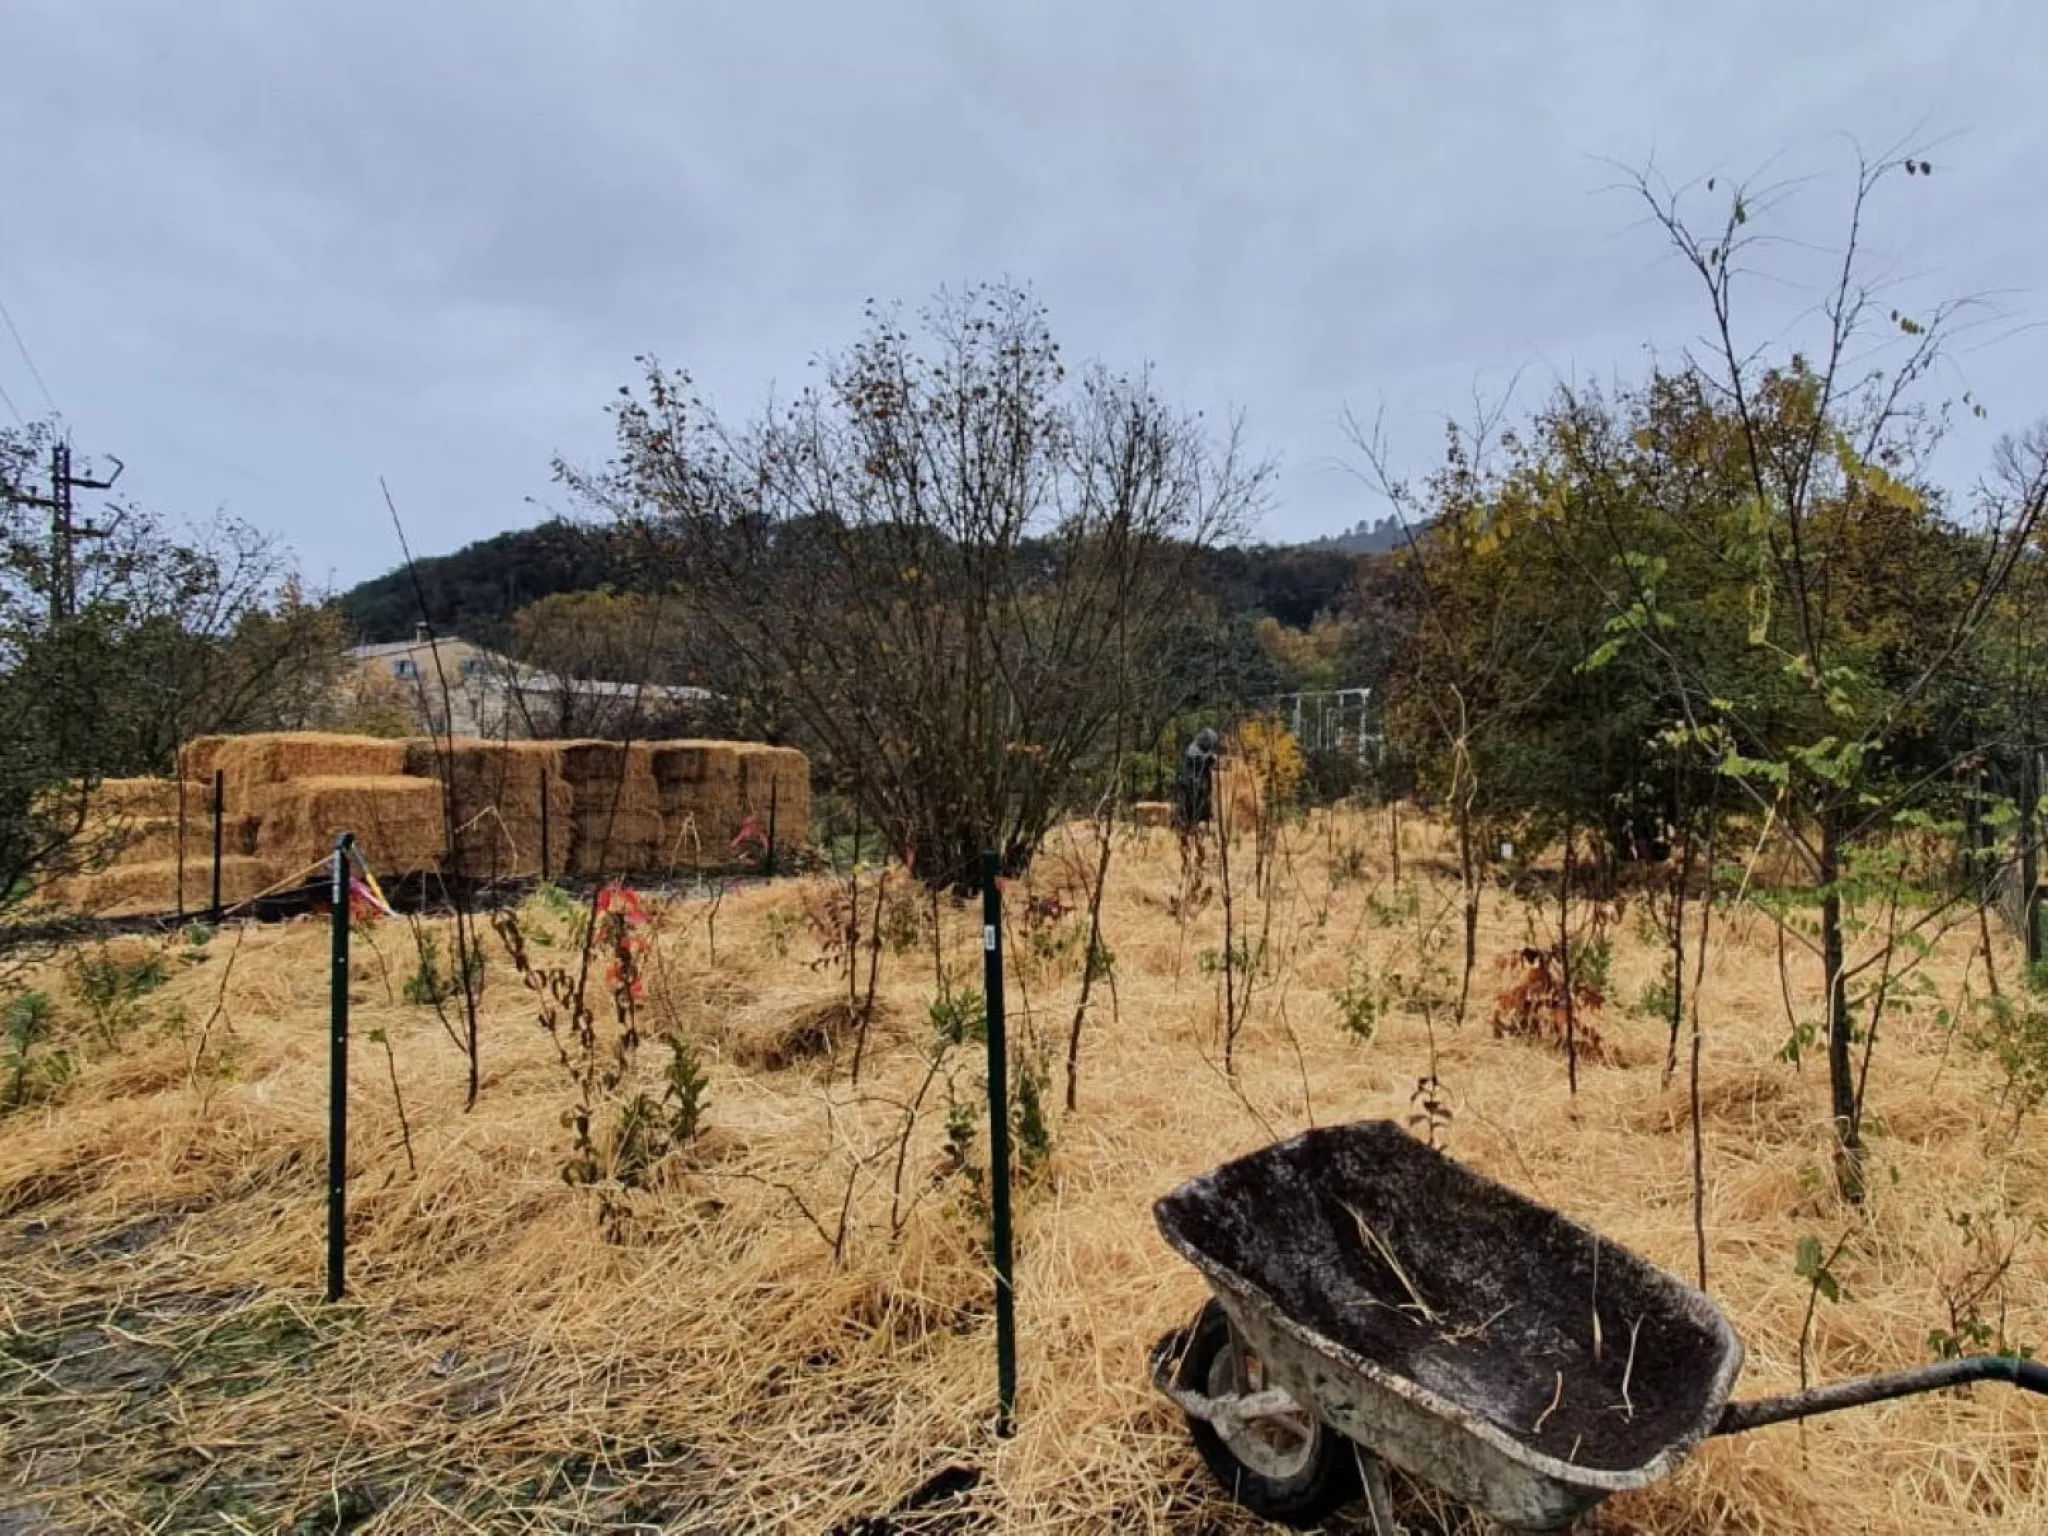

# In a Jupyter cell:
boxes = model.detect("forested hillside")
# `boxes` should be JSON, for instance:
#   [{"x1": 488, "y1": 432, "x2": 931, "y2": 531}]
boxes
[
  {"x1": 339, "y1": 520, "x2": 644, "y2": 648},
  {"x1": 340, "y1": 519, "x2": 1389, "y2": 677}
]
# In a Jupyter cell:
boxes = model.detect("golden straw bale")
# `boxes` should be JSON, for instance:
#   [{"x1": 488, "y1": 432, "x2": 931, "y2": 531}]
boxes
[
  {"x1": 91, "y1": 777, "x2": 183, "y2": 821},
  {"x1": 649, "y1": 742, "x2": 741, "y2": 816},
  {"x1": 650, "y1": 748, "x2": 743, "y2": 864},
  {"x1": 555, "y1": 740, "x2": 662, "y2": 817},
  {"x1": 182, "y1": 732, "x2": 410, "y2": 815},
  {"x1": 177, "y1": 735, "x2": 235, "y2": 787},
  {"x1": 396, "y1": 740, "x2": 576, "y2": 877},
  {"x1": 181, "y1": 734, "x2": 279, "y2": 809},
  {"x1": 455, "y1": 791, "x2": 576, "y2": 880},
  {"x1": 89, "y1": 816, "x2": 184, "y2": 865},
  {"x1": 643, "y1": 742, "x2": 812, "y2": 864},
  {"x1": 734, "y1": 744, "x2": 810, "y2": 844},
  {"x1": 267, "y1": 734, "x2": 410, "y2": 781},
  {"x1": 51, "y1": 855, "x2": 281, "y2": 916},
  {"x1": 569, "y1": 808, "x2": 666, "y2": 876},
  {"x1": 660, "y1": 790, "x2": 746, "y2": 867},
  {"x1": 403, "y1": 738, "x2": 563, "y2": 803},
  {"x1": 454, "y1": 783, "x2": 576, "y2": 880},
  {"x1": 252, "y1": 775, "x2": 448, "y2": 875}
]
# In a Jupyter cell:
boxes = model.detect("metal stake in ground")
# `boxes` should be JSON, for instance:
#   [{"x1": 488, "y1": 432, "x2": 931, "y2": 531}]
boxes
[
  {"x1": 539, "y1": 766, "x2": 552, "y2": 883},
  {"x1": 327, "y1": 831, "x2": 355, "y2": 1303},
  {"x1": 210, "y1": 769, "x2": 226, "y2": 924},
  {"x1": 2025, "y1": 748, "x2": 2043, "y2": 967},
  {"x1": 981, "y1": 848, "x2": 1018, "y2": 1435}
]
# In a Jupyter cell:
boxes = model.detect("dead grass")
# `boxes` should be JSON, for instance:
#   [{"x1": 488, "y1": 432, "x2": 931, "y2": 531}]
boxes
[{"x1": 1, "y1": 807, "x2": 2045, "y2": 1532}]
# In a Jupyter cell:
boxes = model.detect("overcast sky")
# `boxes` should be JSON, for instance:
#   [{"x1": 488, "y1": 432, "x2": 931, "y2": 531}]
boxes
[{"x1": 2, "y1": 1, "x2": 2043, "y2": 590}]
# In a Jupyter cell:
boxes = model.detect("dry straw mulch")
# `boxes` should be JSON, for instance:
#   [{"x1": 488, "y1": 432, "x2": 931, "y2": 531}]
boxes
[{"x1": 4, "y1": 807, "x2": 2047, "y2": 1532}]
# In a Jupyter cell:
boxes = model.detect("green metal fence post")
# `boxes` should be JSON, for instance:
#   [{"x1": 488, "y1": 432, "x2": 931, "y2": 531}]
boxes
[
  {"x1": 327, "y1": 832, "x2": 355, "y2": 1302},
  {"x1": 981, "y1": 849, "x2": 1017, "y2": 1435}
]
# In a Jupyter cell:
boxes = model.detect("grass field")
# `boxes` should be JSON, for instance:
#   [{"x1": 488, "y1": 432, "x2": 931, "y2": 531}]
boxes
[{"x1": 4, "y1": 806, "x2": 2046, "y2": 1533}]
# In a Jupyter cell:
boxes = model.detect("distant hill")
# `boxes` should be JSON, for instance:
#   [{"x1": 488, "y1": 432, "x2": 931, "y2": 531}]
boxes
[
  {"x1": 339, "y1": 520, "x2": 642, "y2": 645},
  {"x1": 1299, "y1": 516, "x2": 1417, "y2": 556},
  {"x1": 337, "y1": 518, "x2": 1392, "y2": 643}
]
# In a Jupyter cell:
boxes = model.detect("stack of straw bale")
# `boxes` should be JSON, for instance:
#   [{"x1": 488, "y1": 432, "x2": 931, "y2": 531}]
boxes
[
  {"x1": 251, "y1": 776, "x2": 448, "y2": 876},
  {"x1": 183, "y1": 733, "x2": 410, "y2": 816},
  {"x1": 735, "y1": 744, "x2": 810, "y2": 851},
  {"x1": 644, "y1": 742, "x2": 809, "y2": 868},
  {"x1": 46, "y1": 853, "x2": 281, "y2": 918},
  {"x1": 74, "y1": 777, "x2": 193, "y2": 865},
  {"x1": 402, "y1": 739, "x2": 573, "y2": 878},
  {"x1": 181, "y1": 734, "x2": 437, "y2": 880},
  {"x1": 43, "y1": 732, "x2": 814, "y2": 915},
  {"x1": 91, "y1": 777, "x2": 183, "y2": 821},
  {"x1": 557, "y1": 740, "x2": 665, "y2": 876},
  {"x1": 650, "y1": 741, "x2": 742, "y2": 867},
  {"x1": 39, "y1": 774, "x2": 274, "y2": 915}
]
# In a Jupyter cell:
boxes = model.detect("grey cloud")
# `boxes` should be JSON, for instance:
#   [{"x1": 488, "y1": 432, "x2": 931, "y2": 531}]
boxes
[{"x1": 0, "y1": 0, "x2": 2042, "y2": 587}]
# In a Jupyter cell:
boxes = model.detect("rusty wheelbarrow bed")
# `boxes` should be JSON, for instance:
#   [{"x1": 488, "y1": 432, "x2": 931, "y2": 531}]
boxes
[
  {"x1": 1155, "y1": 1121, "x2": 1741, "y2": 1528},
  {"x1": 1152, "y1": 1120, "x2": 2048, "y2": 1531}
]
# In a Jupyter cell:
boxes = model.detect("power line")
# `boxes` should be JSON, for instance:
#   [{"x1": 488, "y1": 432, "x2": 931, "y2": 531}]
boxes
[
  {"x1": 0, "y1": 374, "x2": 22, "y2": 427},
  {"x1": 0, "y1": 283, "x2": 57, "y2": 418}
]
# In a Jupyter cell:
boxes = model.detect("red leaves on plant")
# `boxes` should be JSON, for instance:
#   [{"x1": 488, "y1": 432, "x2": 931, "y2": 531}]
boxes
[
  {"x1": 597, "y1": 881, "x2": 649, "y2": 1000},
  {"x1": 1024, "y1": 891, "x2": 1068, "y2": 926},
  {"x1": 596, "y1": 882, "x2": 648, "y2": 922},
  {"x1": 731, "y1": 816, "x2": 768, "y2": 857},
  {"x1": 1490, "y1": 945, "x2": 1607, "y2": 1062}
]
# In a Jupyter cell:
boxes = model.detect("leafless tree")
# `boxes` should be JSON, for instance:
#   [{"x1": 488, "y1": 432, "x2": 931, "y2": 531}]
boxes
[{"x1": 564, "y1": 282, "x2": 1268, "y2": 890}]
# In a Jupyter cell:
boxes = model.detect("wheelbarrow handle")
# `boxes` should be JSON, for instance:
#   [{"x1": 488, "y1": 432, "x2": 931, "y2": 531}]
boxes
[{"x1": 1716, "y1": 1354, "x2": 2048, "y2": 1435}]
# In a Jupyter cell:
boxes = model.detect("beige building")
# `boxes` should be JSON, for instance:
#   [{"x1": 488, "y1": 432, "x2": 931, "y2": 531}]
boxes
[{"x1": 347, "y1": 628, "x2": 711, "y2": 740}]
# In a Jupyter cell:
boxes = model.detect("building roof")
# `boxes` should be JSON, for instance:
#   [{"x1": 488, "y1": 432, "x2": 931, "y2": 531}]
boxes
[
  {"x1": 350, "y1": 635, "x2": 713, "y2": 703},
  {"x1": 349, "y1": 633, "x2": 478, "y2": 661}
]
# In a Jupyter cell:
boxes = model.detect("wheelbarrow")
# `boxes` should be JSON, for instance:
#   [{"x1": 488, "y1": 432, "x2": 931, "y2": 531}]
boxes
[{"x1": 1150, "y1": 1121, "x2": 2048, "y2": 1532}]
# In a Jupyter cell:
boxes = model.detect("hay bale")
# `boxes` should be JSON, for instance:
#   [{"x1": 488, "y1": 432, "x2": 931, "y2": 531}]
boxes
[
  {"x1": 570, "y1": 808, "x2": 666, "y2": 876},
  {"x1": 253, "y1": 776, "x2": 448, "y2": 876},
  {"x1": 92, "y1": 816, "x2": 185, "y2": 865},
  {"x1": 735, "y1": 745, "x2": 810, "y2": 848},
  {"x1": 641, "y1": 742, "x2": 811, "y2": 866},
  {"x1": 374, "y1": 736, "x2": 808, "y2": 874},
  {"x1": 1133, "y1": 800, "x2": 1174, "y2": 829},
  {"x1": 660, "y1": 801, "x2": 742, "y2": 867},
  {"x1": 399, "y1": 740, "x2": 575, "y2": 878},
  {"x1": 403, "y1": 738, "x2": 563, "y2": 800},
  {"x1": 92, "y1": 777, "x2": 182, "y2": 821},
  {"x1": 650, "y1": 744, "x2": 742, "y2": 867},
  {"x1": 182, "y1": 735, "x2": 279, "y2": 810},
  {"x1": 178, "y1": 736, "x2": 235, "y2": 787},
  {"x1": 65, "y1": 779, "x2": 201, "y2": 866},
  {"x1": 183, "y1": 733, "x2": 411, "y2": 813},
  {"x1": 52, "y1": 855, "x2": 281, "y2": 917},
  {"x1": 268, "y1": 734, "x2": 410, "y2": 781},
  {"x1": 556, "y1": 740, "x2": 661, "y2": 817},
  {"x1": 649, "y1": 742, "x2": 740, "y2": 811}
]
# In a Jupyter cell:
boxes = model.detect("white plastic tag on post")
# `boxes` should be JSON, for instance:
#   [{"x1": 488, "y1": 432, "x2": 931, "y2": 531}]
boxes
[{"x1": 983, "y1": 924, "x2": 997, "y2": 952}]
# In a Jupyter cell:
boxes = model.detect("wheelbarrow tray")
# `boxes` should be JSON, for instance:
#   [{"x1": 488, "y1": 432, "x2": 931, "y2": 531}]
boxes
[{"x1": 1154, "y1": 1121, "x2": 1744, "y2": 1531}]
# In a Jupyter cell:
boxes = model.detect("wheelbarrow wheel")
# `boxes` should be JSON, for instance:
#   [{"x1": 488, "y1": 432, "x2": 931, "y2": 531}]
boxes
[{"x1": 1173, "y1": 1300, "x2": 1359, "y2": 1528}]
